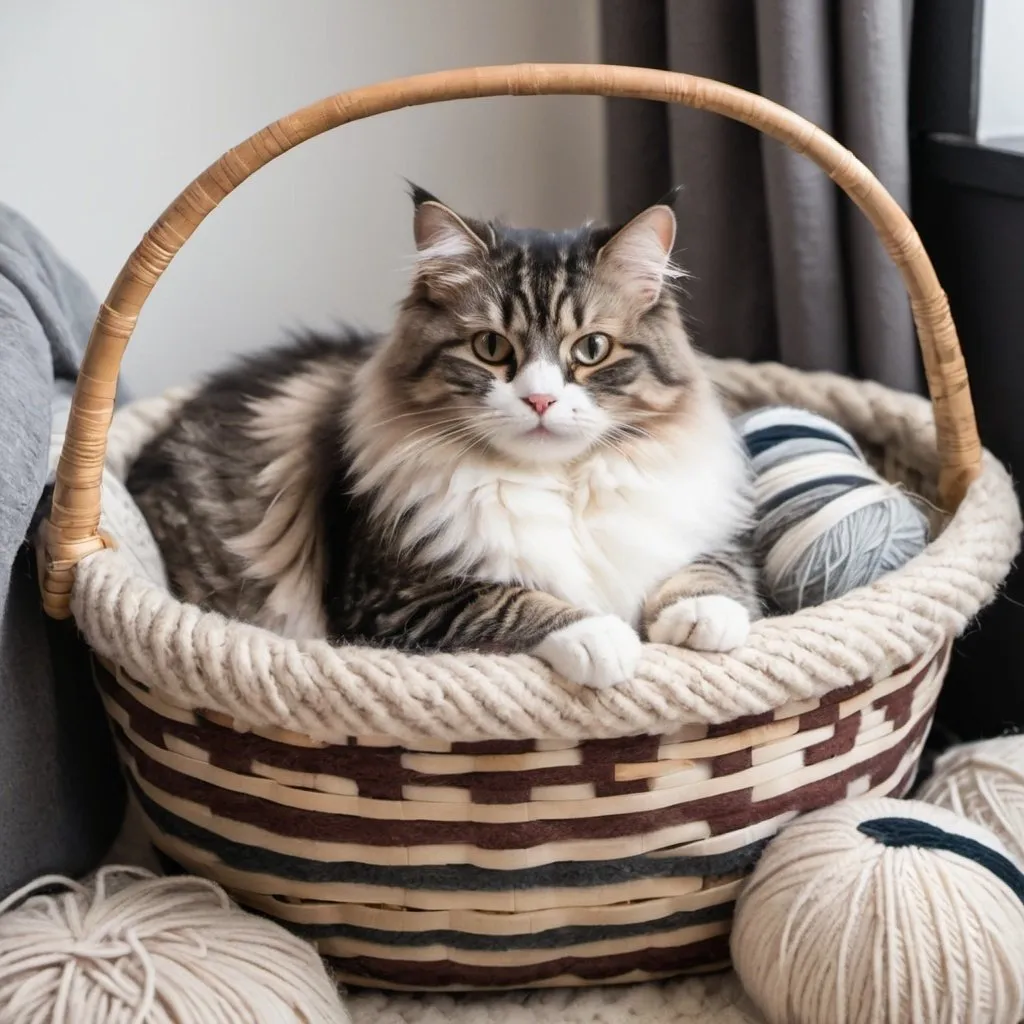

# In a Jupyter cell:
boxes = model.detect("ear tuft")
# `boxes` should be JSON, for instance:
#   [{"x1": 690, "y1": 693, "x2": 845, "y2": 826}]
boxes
[
  {"x1": 409, "y1": 189, "x2": 488, "y2": 295},
  {"x1": 597, "y1": 205, "x2": 683, "y2": 309},
  {"x1": 407, "y1": 180, "x2": 441, "y2": 209}
]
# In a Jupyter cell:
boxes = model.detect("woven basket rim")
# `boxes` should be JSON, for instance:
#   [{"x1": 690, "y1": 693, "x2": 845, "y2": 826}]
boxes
[{"x1": 69, "y1": 358, "x2": 1020, "y2": 745}]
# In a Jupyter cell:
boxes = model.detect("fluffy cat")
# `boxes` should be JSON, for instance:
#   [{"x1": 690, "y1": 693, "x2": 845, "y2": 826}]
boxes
[{"x1": 127, "y1": 186, "x2": 758, "y2": 689}]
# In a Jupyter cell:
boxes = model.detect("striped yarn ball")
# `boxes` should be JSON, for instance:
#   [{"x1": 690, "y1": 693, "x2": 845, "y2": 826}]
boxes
[
  {"x1": 735, "y1": 406, "x2": 929, "y2": 613},
  {"x1": 731, "y1": 798, "x2": 1024, "y2": 1024}
]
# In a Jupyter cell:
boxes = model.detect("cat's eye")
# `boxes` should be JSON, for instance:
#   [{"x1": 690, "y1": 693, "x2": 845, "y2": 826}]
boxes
[
  {"x1": 471, "y1": 331, "x2": 513, "y2": 364},
  {"x1": 571, "y1": 333, "x2": 612, "y2": 366}
]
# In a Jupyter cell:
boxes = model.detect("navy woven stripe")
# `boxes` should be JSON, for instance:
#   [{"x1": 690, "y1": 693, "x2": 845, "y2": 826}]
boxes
[
  {"x1": 742, "y1": 423, "x2": 859, "y2": 458},
  {"x1": 758, "y1": 475, "x2": 873, "y2": 515},
  {"x1": 156, "y1": 846, "x2": 734, "y2": 951},
  {"x1": 858, "y1": 817, "x2": 1024, "y2": 904},
  {"x1": 132, "y1": 780, "x2": 767, "y2": 891}
]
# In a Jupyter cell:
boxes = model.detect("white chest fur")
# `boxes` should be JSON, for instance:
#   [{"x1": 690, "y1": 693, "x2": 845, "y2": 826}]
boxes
[{"x1": 384, "y1": 423, "x2": 750, "y2": 626}]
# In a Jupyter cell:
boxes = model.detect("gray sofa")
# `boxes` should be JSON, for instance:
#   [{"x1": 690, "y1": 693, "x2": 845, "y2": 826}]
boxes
[{"x1": 0, "y1": 204, "x2": 125, "y2": 895}]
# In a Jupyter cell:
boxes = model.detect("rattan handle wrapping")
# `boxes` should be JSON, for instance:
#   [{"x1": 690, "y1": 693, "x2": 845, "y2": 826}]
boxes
[{"x1": 41, "y1": 63, "x2": 981, "y2": 618}]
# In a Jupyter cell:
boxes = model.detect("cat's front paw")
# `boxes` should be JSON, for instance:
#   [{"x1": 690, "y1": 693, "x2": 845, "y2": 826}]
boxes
[
  {"x1": 647, "y1": 595, "x2": 750, "y2": 652},
  {"x1": 534, "y1": 616, "x2": 642, "y2": 690}
]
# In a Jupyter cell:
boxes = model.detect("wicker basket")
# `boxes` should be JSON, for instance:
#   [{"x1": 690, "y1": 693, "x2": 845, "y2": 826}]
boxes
[{"x1": 41, "y1": 65, "x2": 1021, "y2": 992}]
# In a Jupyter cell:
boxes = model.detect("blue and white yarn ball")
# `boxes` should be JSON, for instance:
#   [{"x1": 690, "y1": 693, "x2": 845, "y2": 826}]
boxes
[{"x1": 735, "y1": 406, "x2": 930, "y2": 613}]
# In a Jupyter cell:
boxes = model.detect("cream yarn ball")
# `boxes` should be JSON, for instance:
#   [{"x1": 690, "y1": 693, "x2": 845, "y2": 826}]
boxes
[
  {"x1": 731, "y1": 797, "x2": 1024, "y2": 1024},
  {"x1": 0, "y1": 866, "x2": 350, "y2": 1024},
  {"x1": 918, "y1": 734, "x2": 1024, "y2": 865}
]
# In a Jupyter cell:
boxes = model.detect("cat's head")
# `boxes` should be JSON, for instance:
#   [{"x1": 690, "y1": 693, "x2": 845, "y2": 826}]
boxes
[{"x1": 366, "y1": 186, "x2": 701, "y2": 466}]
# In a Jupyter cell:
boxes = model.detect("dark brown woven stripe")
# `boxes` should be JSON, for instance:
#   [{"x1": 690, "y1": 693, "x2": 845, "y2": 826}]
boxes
[
  {"x1": 876, "y1": 683, "x2": 917, "y2": 730},
  {"x1": 113, "y1": 683, "x2": 933, "y2": 855},
  {"x1": 711, "y1": 749, "x2": 753, "y2": 777},
  {"x1": 709, "y1": 709, "x2": 934, "y2": 836},
  {"x1": 325, "y1": 934, "x2": 730, "y2": 989},
  {"x1": 703, "y1": 673, "x2": 882, "y2": 741},
  {"x1": 705, "y1": 710, "x2": 775, "y2": 739},
  {"x1": 581, "y1": 735, "x2": 661, "y2": 764},
  {"x1": 115, "y1": 723, "x2": 755, "y2": 847},
  {"x1": 139, "y1": 781, "x2": 768, "y2": 888},
  {"x1": 450, "y1": 740, "x2": 538, "y2": 755},
  {"x1": 111, "y1": 646, "x2": 940, "y2": 855},
  {"x1": 99, "y1": 665, "x2": 789, "y2": 797},
  {"x1": 595, "y1": 778, "x2": 650, "y2": 798},
  {"x1": 803, "y1": 712, "x2": 862, "y2": 766},
  {"x1": 97, "y1": 666, "x2": 664, "y2": 794}
]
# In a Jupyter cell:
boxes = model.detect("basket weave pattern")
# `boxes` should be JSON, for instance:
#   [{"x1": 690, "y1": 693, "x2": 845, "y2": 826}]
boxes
[{"x1": 96, "y1": 643, "x2": 946, "y2": 988}]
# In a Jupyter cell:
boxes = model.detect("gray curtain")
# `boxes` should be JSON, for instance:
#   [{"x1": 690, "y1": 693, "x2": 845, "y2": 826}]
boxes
[{"x1": 602, "y1": 0, "x2": 920, "y2": 392}]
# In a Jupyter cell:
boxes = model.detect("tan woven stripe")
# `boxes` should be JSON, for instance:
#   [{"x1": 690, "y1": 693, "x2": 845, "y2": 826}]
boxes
[
  {"x1": 313, "y1": 919, "x2": 731, "y2": 966},
  {"x1": 235, "y1": 879, "x2": 743, "y2": 934},
  {"x1": 401, "y1": 749, "x2": 583, "y2": 775},
  {"x1": 148, "y1": 830, "x2": 719, "y2": 911},
  {"x1": 644, "y1": 810, "x2": 798, "y2": 859}
]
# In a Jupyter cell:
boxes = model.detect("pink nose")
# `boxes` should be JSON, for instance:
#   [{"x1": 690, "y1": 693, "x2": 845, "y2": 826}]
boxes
[{"x1": 523, "y1": 394, "x2": 556, "y2": 415}]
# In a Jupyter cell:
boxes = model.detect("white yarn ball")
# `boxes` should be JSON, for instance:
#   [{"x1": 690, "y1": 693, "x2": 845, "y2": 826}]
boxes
[
  {"x1": 0, "y1": 867, "x2": 349, "y2": 1024},
  {"x1": 731, "y1": 798, "x2": 1024, "y2": 1024},
  {"x1": 918, "y1": 734, "x2": 1024, "y2": 866}
]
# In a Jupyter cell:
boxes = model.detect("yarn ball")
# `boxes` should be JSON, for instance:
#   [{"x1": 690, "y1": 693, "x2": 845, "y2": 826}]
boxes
[
  {"x1": 731, "y1": 797, "x2": 1024, "y2": 1024},
  {"x1": 735, "y1": 406, "x2": 929, "y2": 612},
  {"x1": 918, "y1": 734, "x2": 1024, "y2": 866},
  {"x1": 0, "y1": 866, "x2": 349, "y2": 1024}
]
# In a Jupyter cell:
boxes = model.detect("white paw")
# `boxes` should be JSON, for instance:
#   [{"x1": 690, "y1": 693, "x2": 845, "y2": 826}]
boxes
[
  {"x1": 534, "y1": 616, "x2": 642, "y2": 690},
  {"x1": 647, "y1": 595, "x2": 750, "y2": 652}
]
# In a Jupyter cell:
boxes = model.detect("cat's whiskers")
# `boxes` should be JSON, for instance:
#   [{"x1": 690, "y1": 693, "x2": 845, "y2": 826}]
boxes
[
  {"x1": 392, "y1": 421, "x2": 489, "y2": 462},
  {"x1": 362, "y1": 405, "x2": 487, "y2": 433}
]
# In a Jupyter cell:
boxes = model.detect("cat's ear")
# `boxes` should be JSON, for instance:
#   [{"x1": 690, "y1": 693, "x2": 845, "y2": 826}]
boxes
[
  {"x1": 411, "y1": 185, "x2": 487, "y2": 259},
  {"x1": 596, "y1": 204, "x2": 681, "y2": 310},
  {"x1": 409, "y1": 184, "x2": 488, "y2": 295}
]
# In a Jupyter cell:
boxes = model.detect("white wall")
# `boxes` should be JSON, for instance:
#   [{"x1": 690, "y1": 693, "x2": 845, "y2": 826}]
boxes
[
  {"x1": 978, "y1": 0, "x2": 1024, "y2": 140},
  {"x1": 0, "y1": 0, "x2": 605, "y2": 396}
]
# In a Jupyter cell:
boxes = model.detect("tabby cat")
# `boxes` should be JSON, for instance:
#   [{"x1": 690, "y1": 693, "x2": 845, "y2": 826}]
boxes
[{"x1": 127, "y1": 186, "x2": 758, "y2": 689}]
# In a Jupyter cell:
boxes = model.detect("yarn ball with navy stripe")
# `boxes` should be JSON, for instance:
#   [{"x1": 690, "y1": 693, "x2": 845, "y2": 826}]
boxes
[
  {"x1": 735, "y1": 406, "x2": 929, "y2": 613},
  {"x1": 731, "y1": 798, "x2": 1024, "y2": 1024}
]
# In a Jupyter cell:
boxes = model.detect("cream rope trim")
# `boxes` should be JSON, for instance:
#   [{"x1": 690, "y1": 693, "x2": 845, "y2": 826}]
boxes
[{"x1": 70, "y1": 361, "x2": 1021, "y2": 744}]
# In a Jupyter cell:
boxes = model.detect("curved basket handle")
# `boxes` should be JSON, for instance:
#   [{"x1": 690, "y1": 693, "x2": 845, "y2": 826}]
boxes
[{"x1": 41, "y1": 63, "x2": 981, "y2": 618}]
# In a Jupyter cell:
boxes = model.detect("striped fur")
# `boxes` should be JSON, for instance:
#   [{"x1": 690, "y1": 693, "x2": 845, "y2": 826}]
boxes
[{"x1": 127, "y1": 187, "x2": 757, "y2": 687}]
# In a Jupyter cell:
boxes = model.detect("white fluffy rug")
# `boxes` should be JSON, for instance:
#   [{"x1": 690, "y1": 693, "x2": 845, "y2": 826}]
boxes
[{"x1": 105, "y1": 802, "x2": 764, "y2": 1023}]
